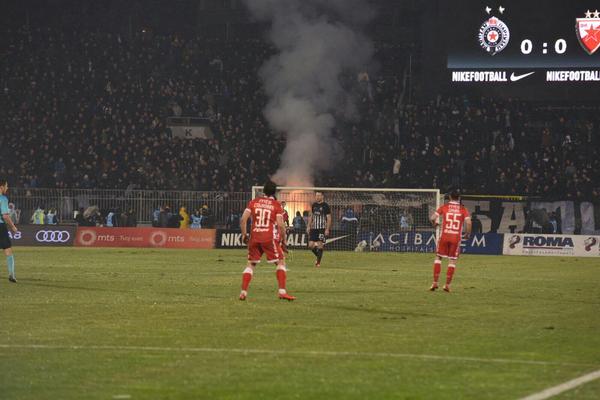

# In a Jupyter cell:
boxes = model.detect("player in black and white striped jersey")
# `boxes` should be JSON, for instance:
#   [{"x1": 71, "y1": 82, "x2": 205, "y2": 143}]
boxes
[{"x1": 306, "y1": 191, "x2": 331, "y2": 267}]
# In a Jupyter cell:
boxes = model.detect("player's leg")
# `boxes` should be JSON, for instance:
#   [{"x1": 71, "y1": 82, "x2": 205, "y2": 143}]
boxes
[
  {"x1": 310, "y1": 229, "x2": 324, "y2": 267},
  {"x1": 5, "y1": 248, "x2": 16, "y2": 282},
  {"x1": 315, "y1": 241, "x2": 324, "y2": 266},
  {"x1": 265, "y1": 240, "x2": 295, "y2": 300},
  {"x1": 240, "y1": 242, "x2": 262, "y2": 300},
  {"x1": 308, "y1": 229, "x2": 319, "y2": 258},
  {"x1": 443, "y1": 243, "x2": 461, "y2": 292},
  {"x1": 430, "y1": 255, "x2": 442, "y2": 291},
  {"x1": 275, "y1": 259, "x2": 295, "y2": 301},
  {"x1": 1, "y1": 224, "x2": 16, "y2": 282},
  {"x1": 431, "y1": 239, "x2": 448, "y2": 291},
  {"x1": 240, "y1": 262, "x2": 257, "y2": 300}
]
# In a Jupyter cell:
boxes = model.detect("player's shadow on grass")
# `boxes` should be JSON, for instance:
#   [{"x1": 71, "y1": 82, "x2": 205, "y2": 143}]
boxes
[
  {"x1": 23, "y1": 281, "x2": 131, "y2": 294},
  {"x1": 300, "y1": 289, "x2": 384, "y2": 294},
  {"x1": 314, "y1": 303, "x2": 439, "y2": 318}
]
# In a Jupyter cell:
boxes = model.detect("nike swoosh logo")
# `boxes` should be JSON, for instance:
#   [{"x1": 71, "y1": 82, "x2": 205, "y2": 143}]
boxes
[
  {"x1": 325, "y1": 235, "x2": 350, "y2": 244},
  {"x1": 510, "y1": 72, "x2": 535, "y2": 82}
]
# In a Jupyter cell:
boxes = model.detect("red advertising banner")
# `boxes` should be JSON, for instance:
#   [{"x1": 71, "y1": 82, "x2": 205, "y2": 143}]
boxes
[{"x1": 75, "y1": 227, "x2": 216, "y2": 249}]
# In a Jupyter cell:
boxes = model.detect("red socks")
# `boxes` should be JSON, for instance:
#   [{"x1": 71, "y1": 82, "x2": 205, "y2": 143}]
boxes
[
  {"x1": 433, "y1": 260, "x2": 442, "y2": 283},
  {"x1": 446, "y1": 264, "x2": 456, "y2": 285},
  {"x1": 241, "y1": 266, "x2": 288, "y2": 294},
  {"x1": 276, "y1": 268, "x2": 286, "y2": 290},
  {"x1": 241, "y1": 267, "x2": 253, "y2": 291}
]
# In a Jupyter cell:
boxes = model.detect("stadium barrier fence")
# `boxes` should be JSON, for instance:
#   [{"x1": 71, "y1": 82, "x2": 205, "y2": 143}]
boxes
[
  {"x1": 7, "y1": 188, "x2": 251, "y2": 226},
  {"x1": 7, "y1": 189, "x2": 600, "y2": 235}
]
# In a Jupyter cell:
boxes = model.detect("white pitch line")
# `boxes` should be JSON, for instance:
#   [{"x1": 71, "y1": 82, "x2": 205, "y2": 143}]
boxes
[
  {"x1": 518, "y1": 369, "x2": 600, "y2": 400},
  {"x1": 0, "y1": 344, "x2": 596, "y2": 368}
]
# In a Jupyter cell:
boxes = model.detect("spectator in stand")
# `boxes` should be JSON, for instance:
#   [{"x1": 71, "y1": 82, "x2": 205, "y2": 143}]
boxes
[
  {"x1": 179, "y1": 206, "x2": 190, "y2": 229},
  {"x1": 159, "y1": 207, "x2": 171, "y2": 228},
  {"x1": 126, "y1": 209, "x2": 137, "y2": 227},
  {"x1": 168, "y1": 209, "x2": 183, "y2": 228},
  {"x1": 46, "y1": 208, "x2": 58, "y2": 225},
  {"x1": 400, "y1": 213, "x2": 410, "y2": 230},
  {"x1": 118, "y1": 210, "x2": 128, "y2": 228},
  {"x1": 8, "y1": 203, "x2": 20, "y2": 225},
  {"x1": 341, "y1": 207, "x2": 359, "y2": 232},
  {"x1": 302, "y1": 211, "x2": 310, "y2": 230},
  {"x1": 471, "y1": 214, "x2": 482, "y2": 234},
  {"x1": 549, "y1": 212, "x2": 558, "y2": 234},
  {"x1": 152, "y1": 207, "x2": 161, "y2": 227},
  {"x1": 281, "y1": 201, "x2": 290, "y2": 229},
  {"x1": 200, "y1": 205, "x2": 213, "y2": 228},
  {"x1": 31, "y1": 206, "x2": 45, "y2": 225},
  {"x1": 190, "y1": 209, "x2": 202, "y2": 229},
  {"x1": 75, "y1": 208, "x2": 86, "y2": 226},
  {"x1": 225, "y1": 209, "x2": 240, "y2": 230},
  {"x1": 293, "y1": 211, "x2": 305, "y2": 232},
  {"x1": 106, "y1": 209, "x2": 117, "y2": 227},
  {"x1": 0, "y1": 25, "x2": 597, "y2": 200}
]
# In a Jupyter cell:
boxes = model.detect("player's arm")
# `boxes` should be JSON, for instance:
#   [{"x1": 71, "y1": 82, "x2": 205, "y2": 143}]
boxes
[
  {"x1": 2, "y1": 213, "x2": 17, "y2": 233},
  {"x1": 463, "y1": 217, "x2": 472, "y2": 239},
  {"x1": 240, "y1": 208, "x2": 251, "y2": 244},
  {"x1": 306, "y1": 214, "x2": 312, "y2": 234},
  {"x1": 430, "y1": 211, "x2": 440, "y2": 227},
  {"x1": 1, "y1": 198, "x2": 17, "y2": 233},
  {"x1": 325, "y1": 214, "x2": 332, "y2": 236},
  {"x1": 276, "y1": 214, "x2": 286, "y2": 245}
]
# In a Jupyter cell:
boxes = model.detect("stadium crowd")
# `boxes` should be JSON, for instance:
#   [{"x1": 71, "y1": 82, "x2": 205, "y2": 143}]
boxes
[{"x1": 1, "y1": 26, "x2": 598, "y2": 200}]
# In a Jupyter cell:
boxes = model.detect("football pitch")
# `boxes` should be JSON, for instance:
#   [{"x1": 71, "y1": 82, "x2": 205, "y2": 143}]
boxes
[{"x1": 1, "y1": 248, "x2": 599, "y2": 400}]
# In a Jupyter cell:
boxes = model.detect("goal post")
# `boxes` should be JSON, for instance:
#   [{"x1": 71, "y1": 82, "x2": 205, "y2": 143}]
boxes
[{"x1": 251, "y1": 186, "x2": 441, "y2": 252}]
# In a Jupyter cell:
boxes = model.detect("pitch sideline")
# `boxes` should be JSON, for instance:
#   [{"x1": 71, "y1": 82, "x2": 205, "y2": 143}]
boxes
[
  {"x1": 0, "y1": 343, "x2": 597, "y2": 368},
  {"x1": 518, "y1": 369, "x2": 600, "y2": 400}
]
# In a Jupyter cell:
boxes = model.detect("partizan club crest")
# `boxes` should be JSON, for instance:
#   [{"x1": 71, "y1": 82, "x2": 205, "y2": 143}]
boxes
[
  {"x1": 576, "y1": 10, "x2": 600, "y2": 55},
  {"x1": 478, "y1": 7, "x2": 510, "y2": 56}
]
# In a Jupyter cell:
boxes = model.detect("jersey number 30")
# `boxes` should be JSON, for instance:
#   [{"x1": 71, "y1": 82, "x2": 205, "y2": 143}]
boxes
[{"x1": 254, "y1": 208, "x2": 272, "y2": 228}]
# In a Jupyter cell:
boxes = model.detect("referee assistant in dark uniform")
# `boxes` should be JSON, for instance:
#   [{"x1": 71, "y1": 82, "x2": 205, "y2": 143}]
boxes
[
  {"x1": 0, "y1": 179, "x2": 18, "y2": 282},
  {"x1": 307, "y1": 191, "x2": 331, "y2": 267}
]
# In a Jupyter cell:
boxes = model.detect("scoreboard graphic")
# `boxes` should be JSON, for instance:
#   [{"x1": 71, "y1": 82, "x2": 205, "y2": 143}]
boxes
[{"x1": 446, "y1": 1, "x2": 600, "y2": 84}]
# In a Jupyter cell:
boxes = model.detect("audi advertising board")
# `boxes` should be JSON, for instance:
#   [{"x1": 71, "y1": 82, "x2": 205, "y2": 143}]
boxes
[
  {"x1": 8, "y1": 225, "x2": 77, "y2": 246},
  {"x1": 75, "y1": 227, "x2": 216, "y2": 249}
]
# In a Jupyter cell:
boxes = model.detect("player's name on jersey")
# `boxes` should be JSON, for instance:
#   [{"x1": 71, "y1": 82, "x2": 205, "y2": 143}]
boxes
[
  {"x1": 452, "y1": 71, "x2": 508, "y2": 82},
  {"x1": 546, "y1": 70, "x2": 600, "y2": 82},
  {"x1": 255, "y1": 200, "x2": 276, "y2": 209}
]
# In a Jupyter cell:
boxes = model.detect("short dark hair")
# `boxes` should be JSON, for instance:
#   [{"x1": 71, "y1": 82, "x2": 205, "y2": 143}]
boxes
[
  {"x1": 315, "y1": 191, "x2": 323, "y2": 196},
  {"x1": 449, "y1": 189, "x2": 460, "y2": 200},
  {"x1": 263, "y1": 180, "x2": 277, "y2": 196},
  {"x1": 0, "y1": 178, "x2": 7, "y2": 187}
]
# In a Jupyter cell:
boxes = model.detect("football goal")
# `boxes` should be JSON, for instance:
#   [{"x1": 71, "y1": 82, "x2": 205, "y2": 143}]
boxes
[{"x1": 251, "y1": 186, "x2": 441, "y2": 251}]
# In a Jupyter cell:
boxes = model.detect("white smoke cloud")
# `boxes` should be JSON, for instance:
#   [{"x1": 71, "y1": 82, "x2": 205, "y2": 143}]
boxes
[{"x1": 243, "y1": 0, "x2": 374, "y2": 186}]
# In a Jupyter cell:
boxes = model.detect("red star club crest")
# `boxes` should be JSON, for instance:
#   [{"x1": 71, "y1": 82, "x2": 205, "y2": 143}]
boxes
[{"x1": 576, "y1": 10, "x2": 600, "y2": 55}]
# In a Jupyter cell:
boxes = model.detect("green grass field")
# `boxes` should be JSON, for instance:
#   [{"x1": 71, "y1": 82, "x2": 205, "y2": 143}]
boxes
[{"x1": 1, "y1": 247, "x2": 599, "y2": 400}]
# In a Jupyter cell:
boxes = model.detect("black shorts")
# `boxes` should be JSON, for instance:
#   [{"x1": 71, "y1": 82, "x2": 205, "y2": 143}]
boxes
[
  {"x1": 0, "y1": 224, "x2": 12, "y2": 250},
  {"x1": 309, "y1": 229, "x2": 326, "y2": 243}
]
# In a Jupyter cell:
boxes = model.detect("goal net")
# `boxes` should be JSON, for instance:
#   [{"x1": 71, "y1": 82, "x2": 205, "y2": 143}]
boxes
[{"x1": 251, "y1": 186, "x2": 440, "y2": 252}]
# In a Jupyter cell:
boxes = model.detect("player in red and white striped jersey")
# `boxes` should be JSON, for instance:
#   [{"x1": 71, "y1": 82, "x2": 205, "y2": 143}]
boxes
[
  {"x1": 239, "y1": 181, "x2": 295, "y2": 301},
  {"x1": 429, "y1": 190, "x2": 471, "y2": 292}
]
